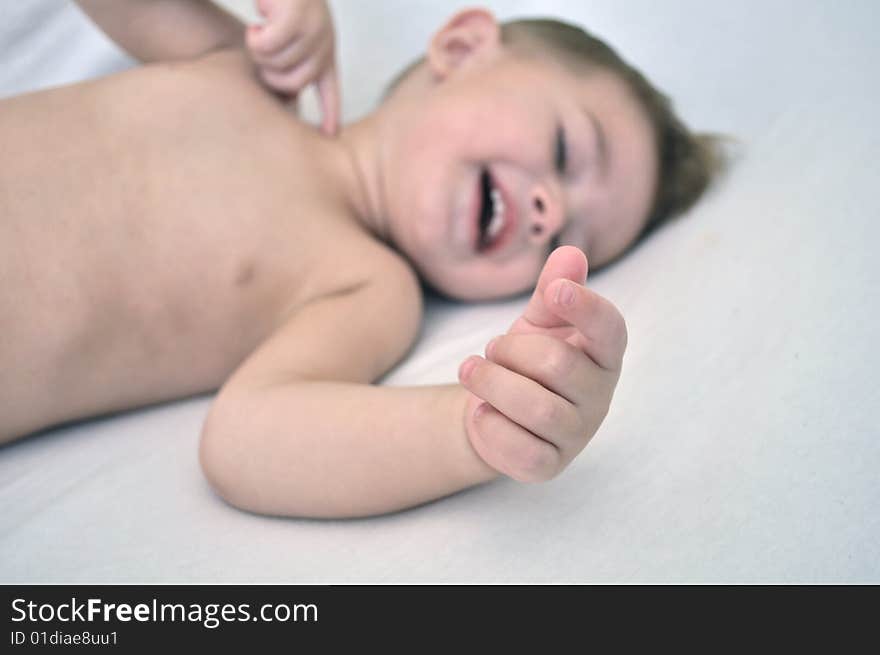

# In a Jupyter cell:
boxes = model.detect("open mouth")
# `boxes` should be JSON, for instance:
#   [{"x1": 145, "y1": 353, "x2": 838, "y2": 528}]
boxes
[{"x1": 476, "y1": 168, "x2": 509, "y2": 252}]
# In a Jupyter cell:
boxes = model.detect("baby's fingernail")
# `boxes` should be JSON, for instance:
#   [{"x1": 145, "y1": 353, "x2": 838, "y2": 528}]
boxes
[
  {"x1": 458, "y1": 357, "x2": 478, "y2": 382},
  {"x1": 555, "y1": 281, "x2": 575, "y2": 306},
  {"x1": 485, "y1": 337, "x2": 499, "y2": 359},
  {"x1": 473, "y1": 402, "x2": 490, "y2": 420}
]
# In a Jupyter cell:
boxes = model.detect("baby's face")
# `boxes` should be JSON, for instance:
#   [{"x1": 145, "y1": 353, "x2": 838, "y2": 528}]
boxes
[{"x1": 382, "y1": 50, "x2": 658, "y2": 300}]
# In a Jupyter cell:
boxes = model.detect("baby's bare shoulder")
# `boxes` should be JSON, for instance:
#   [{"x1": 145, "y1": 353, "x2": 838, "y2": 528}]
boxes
[
  {"x1": 362, "y1": 243, "x2": 424, "y2": 337},
  {"x1": 229, "y1": 238, "x2": 424, "y2": 388},
  {"x1": 314, "y1": 236, "x2": 424, "y2": 346}
]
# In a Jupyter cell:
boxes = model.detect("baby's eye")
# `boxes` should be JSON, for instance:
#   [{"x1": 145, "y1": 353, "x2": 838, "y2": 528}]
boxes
[{"x1": 554, "y1": 125, "x2": 568, "y2": 174}]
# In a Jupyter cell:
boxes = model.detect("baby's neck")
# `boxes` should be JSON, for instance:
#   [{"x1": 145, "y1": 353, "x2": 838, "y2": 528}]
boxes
[{"x1": 335, "y1": 113, "x2": 391, "y2": 245}]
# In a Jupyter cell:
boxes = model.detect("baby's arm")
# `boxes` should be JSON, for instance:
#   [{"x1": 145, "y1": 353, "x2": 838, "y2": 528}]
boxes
[
  {"x1": 200, "y1": 247, "x2": 625, "y2": 518},
  {"x1": 199, "y1": 253, "x2": 498, "y2": 519},
  {"x1": 77, "y1": 1, "x2": 340, "y2": 134},
  {"x1": 74, "y1": 0, "x2": 245, "y2": 62}
]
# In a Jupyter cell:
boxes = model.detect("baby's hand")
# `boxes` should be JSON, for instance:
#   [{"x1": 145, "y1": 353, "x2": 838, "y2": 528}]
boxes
[
  {"x1": 246, "y1": 0, "x2": 340, "y2": 135},
  {"x1": 458, "y1": 246, "x2": 627, "y2": 482}
]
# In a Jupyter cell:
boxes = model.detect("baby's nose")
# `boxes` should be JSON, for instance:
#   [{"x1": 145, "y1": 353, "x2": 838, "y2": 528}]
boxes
[{"x1": 528, "y1": 185, "x2": 565, "y2": 244}]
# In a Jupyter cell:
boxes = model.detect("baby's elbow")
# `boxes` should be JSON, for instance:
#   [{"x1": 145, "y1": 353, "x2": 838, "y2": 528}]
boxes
[
  {"x1": 199, "y1": 389, "x2": 383, "y2": 519},
  {"x1": 198, "y1": 394, "x2": 263, "y2": 514}
]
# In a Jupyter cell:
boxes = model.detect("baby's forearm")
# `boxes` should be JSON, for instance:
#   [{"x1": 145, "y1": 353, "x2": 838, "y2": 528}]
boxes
[
  {"x1": 75, "y1": 0, "x2": 245, "y2": 63},
  {"x1": 199, "y1": 382, "x2": 499, "y2": 518}
]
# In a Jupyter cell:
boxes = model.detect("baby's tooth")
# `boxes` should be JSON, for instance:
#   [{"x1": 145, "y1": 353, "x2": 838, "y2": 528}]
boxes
[
  {"x1": 490, "y1": 188, "x2": 503, "y2": 218},
  {"x1": 484, "y1": 184, "x2": 506, "y2": 243},
  {"x1": 487, "y1": 212, "x2": 503, "y2": 239}
]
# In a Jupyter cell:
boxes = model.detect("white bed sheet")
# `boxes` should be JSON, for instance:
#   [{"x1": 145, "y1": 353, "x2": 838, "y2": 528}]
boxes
[{"x1": 0, "y1": 0, "x2": 878, "y2": 583}]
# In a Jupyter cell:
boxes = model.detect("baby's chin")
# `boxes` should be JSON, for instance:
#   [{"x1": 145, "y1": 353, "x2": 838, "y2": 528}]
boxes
[
  {"x1": 419, "y1": 265, "x2": 533, "y2": 302},
  {"x1": 395, "y1": 235, "x2": 535, "y2": 301}
]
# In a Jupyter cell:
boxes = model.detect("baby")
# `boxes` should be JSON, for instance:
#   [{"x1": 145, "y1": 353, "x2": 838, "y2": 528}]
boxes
[{"x1": 0, "y1": 0, "x2": 720, "y2": 517}]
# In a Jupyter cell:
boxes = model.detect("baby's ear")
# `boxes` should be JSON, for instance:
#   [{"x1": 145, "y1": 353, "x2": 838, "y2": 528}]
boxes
[{"x1": 428, "y1": 9, "x2": 501, "y2": 79}]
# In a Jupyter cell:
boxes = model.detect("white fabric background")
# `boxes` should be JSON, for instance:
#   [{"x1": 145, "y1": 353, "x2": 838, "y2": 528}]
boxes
[{"x1": 0, "y1": 0, "x2": 877, "y2": 583}]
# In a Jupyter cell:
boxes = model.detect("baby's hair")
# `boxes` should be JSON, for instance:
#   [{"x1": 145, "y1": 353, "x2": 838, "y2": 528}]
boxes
[{"x1": 386, "y1": 17, "x2": 729, "y2": 246}]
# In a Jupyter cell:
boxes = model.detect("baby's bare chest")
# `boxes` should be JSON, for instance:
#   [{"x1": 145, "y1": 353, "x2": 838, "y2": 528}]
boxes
[{"x1": 1, "y1": 58, "x2": 374, "y2": 394}]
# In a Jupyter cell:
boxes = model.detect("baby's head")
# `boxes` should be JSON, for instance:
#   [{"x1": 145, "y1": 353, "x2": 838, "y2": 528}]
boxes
[{"x1": 371, "y1": 9, "x2": 722, "y2": 300}]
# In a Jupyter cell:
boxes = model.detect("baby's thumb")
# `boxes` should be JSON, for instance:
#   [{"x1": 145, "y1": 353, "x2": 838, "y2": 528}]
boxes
[{"x1": 514, "y1": 246, "x2": 588, "y2": 331}]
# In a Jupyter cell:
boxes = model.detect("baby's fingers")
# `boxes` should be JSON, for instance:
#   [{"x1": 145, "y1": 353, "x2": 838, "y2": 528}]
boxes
[
  {"x1": 465, "y1": 401, "x2": 561, "y2": 482},
  {"x1": 316, "y1": 62, "x2": 340, "y2": 136},
  {"x1": 250, "y1": 0, "x2": 302, "y2": 55},
  {"x1": 248, "y1": 33, "x2": 311, "y2": 72},
  {"x1": 545, "y1": 279, "x2": 628, "y2": 372},
  {"x1": 258, "y1": 54, "x2": 323, "y2": 97},
  {"x1": 486, "y1": 333, "x2": 614, "y2": 415},
  {"x1": 458, "y1": 357, "x2": 582, "y2": 450}
]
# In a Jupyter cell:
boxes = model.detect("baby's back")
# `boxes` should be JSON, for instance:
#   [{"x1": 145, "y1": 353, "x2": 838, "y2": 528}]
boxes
[{"x1": 0, "y1": 49, "x2": 380, "y2": 440}]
